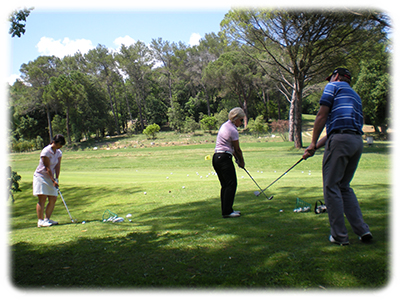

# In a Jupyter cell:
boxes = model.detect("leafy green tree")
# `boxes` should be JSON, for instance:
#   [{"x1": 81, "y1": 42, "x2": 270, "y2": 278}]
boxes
[
  {"x1": 204, "y1": 50, "x2": 258, "y2": 127},
  {"x1": 19, "y1": 56, "x2": 62, "y2": 141},
  {"x1": 43, "y1": 72, "x2": 87, "y2": 143},
  {"x1": 168, "y1": 95, "x2": 186, "y2": 132},
  {"x1": 116, "y1": 42, "x2": 153, "y2": 131},
  {"x1": 353, "y1": 43, "x2": 390, "y2": 135},
  {"x1": 221, "y1": 9, "x2": 389, "y2": 148},
  {"x1": 85, "y1": 45, "x2": 120, "y2": 134},
  {"x1": 9, "y1": 7, "x2": 34, "y2": 38}
]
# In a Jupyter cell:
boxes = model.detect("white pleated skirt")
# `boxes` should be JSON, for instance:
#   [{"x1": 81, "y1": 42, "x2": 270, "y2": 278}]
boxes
[{"x1": 33, "y1": 175, "x2": 58, "y2": 196}]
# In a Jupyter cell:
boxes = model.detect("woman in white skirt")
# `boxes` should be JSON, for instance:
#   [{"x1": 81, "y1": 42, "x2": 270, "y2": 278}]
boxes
[{"x1": 33, "y1": 134, "x2": 66, "y2": 227}]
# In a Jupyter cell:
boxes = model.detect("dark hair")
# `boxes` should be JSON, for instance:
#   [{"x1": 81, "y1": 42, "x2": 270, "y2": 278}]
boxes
[
  {"x1": 53, "y1": 134, "x2": 66, "y2": 146},
  {"x1": 338, "y1": 75, "x2": 351, "y2": 84}
]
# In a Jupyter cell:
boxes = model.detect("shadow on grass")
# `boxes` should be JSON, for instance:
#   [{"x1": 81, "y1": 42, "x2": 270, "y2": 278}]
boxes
[
  {"x1": 10, "y1": 181, "x2": 390, "y2": 289},
  {"x1": 10, "y1": 182, "x2": 144, "y2": 230}
]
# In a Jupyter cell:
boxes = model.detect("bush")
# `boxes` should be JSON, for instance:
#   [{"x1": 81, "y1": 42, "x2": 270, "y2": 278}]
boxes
[
  {"x1": 270, "y1": 120, "x2": 289, "y2": 141},
  {"x1": 214, "y1": 109, "x2": 229, "y2": 129},
  {"x1": 8, "y1": 167, "x2": 21, "y2": 202},
  {"x1": 143, "y1": 123, "x2": 160, "y2": 139},
  {"x1": 183, "y1": 116, "x2": 200, "y2": 133},
  {"x1": 247, "y1": 115, "x2": 269, "y2": 137},
  {"x1": 200, "y1": 115, "x2": 218, "y2": 133}
]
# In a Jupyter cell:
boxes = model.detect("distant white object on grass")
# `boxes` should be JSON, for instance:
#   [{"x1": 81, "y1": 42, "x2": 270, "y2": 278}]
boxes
[
  {"x1": 144, "y1": 192, "x2": 147, "y2": 195},
  {"x1": 126, "y1": 214, "x2": 132, "y2": 218}
]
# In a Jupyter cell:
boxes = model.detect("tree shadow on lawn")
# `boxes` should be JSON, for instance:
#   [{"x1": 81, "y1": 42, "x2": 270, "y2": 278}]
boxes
[{"x1": 10, "y1": 183, "x2": 389, "y2": 289}]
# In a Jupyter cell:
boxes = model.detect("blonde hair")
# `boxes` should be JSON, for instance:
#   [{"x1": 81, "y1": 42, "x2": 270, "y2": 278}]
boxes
[{"x1": 228, "y1": 107, "x2": 245, "y2": 122}]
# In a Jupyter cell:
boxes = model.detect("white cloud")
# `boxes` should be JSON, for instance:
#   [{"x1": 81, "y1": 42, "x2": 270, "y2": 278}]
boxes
[
  {"x1": 113, "y1": 35, "x2": 136, "y2": 49},
  {"x1": 36, "y1": 37, "x2": 95, "y2": 58},
  {"x1": 189, "y1": 33, "x2": 202, "y2": 47},
  {"x1": 7, "y1": 74, "x2": 20, "y2": 86}
]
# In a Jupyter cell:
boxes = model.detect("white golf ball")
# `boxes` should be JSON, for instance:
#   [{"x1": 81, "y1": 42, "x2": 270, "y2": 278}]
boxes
[
  {"x1": 182, "y1": 186, "x2": 185, "y2": 189},
  {"x1": 82, "y1": 221, "x2": 86, "y2": 224},
  {"x1": 144, "y1": 192, "x2": 147, "y2": 195},
  {"x1": 279, "y1": 210, "x2": 283, "y2": 213}
]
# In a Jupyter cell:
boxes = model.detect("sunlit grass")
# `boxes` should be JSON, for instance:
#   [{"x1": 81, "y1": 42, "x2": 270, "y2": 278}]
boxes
[{"x1": 9, "y1": 136, "x2": 390, "y2": 289}]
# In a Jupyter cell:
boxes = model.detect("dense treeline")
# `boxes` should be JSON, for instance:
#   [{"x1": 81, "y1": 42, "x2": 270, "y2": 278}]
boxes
[{"x1": 8, "y1": 9, "x2": 391, "y2": 151}]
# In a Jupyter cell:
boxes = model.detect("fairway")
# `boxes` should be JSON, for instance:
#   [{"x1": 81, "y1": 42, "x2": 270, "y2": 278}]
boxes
[{"x1": 9, "y1": 139, "x2": 390, "y2": 289}]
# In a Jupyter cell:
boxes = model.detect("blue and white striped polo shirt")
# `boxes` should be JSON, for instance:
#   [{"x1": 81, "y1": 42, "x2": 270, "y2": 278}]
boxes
[{"x1": 319, "y1": 81, "x2": 364, "y2": 136}]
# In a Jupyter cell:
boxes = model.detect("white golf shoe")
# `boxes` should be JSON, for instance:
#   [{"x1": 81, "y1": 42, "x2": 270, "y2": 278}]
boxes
[
  {"x1": 46, "y1": 219, "x2": 59, "y2": 225},
  {"x1": 223, "y1": 212, "x2": 241, "y2": 218},
  {"x1": 37, "y1": 219, "x2": 53, "y2": 227}
]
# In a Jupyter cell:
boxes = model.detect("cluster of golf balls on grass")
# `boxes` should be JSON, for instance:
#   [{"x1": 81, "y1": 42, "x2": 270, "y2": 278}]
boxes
[{"x1": 293, "y1": 206, "x2": 311, "y2": 213}]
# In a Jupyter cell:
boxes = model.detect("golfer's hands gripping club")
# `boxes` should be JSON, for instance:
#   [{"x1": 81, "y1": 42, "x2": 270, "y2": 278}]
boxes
[
  {"x1": 303, "y1": 136, "x2": 328, "y2": 160},
  {"x1": 303, "y1": 142, "x2": 316, "y2": 160},
  {"x1": 53, "y1": 178, "x2": 59, "y2": 188},
  {"x1": 235, "y1": 158, "x2": 245, "y2": 169}
]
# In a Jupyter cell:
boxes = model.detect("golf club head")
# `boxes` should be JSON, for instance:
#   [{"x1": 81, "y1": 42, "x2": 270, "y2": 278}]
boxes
[
  {"x1": 268, "y1": 195, "x2": 274, "y2": 200},
  {"x1": 254, "y1": 191, "x2": 261, "y2": 196}
]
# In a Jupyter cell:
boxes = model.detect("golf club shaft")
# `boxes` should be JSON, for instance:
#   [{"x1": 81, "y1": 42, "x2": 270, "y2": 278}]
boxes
[
  {"x1": 260, "y1": 158, "x2": 303, "y2": 193},
  {"x1": 243, "y1": 168, "x2": 270, "y2": 199},
  {"x1": 57, "y1": 188, "x2": 74, "y2": 222}
]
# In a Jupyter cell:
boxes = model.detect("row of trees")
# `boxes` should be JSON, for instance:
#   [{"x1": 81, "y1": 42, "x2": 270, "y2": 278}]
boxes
[{"x1": 9, "y1": 9, "x2": 391, "y2": 151}]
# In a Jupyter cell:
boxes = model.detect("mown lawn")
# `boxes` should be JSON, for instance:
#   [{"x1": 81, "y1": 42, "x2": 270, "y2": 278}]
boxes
[{"x1": 8, "y1": 136, "x2": 391, "y2": 291}]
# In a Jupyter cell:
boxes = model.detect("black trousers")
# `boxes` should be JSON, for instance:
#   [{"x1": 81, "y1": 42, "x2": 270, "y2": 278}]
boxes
[{"x1": 212, "y1": 153, "x2": 237, "y2": 215}]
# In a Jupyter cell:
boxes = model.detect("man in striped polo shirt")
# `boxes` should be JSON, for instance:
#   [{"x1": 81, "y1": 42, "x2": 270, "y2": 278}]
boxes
[{"x1": 303, "y1": 68, "x2": 372, "y2": 246}]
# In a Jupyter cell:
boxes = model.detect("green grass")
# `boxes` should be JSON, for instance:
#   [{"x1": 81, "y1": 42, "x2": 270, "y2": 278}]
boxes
[{"x1": 8, "y1": 134, "x2": 391, "y2": 289}]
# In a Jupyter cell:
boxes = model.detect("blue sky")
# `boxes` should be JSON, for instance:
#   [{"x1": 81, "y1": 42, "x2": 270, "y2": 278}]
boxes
[{"x1": 7, "y1": 9, "x2": 229, "y2": 84}]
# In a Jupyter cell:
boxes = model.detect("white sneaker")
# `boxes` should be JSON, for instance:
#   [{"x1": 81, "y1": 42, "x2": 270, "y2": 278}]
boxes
[
  {"x1": 223, "y1": 212, "x2": 241, "y2": 218},
  {"x1": 46, "y1": 219, "x2": 59, "y2": 225},
  {"x1": 38, "y1": 219, "x2": 53, "y2": 227},
  {"x1": 329, "y1": 235, "x2": 349, "y2": 246}
]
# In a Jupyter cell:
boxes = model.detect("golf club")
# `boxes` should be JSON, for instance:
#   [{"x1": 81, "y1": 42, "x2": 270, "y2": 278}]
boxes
[
  {"x1": 57, "y1": 188, "x2": 75, "y2": 223},
  {"x1": 255, "y1": 158, "x2": 303, "y2": 196},
  {"x1": 242, "y1": 167, "x2": 274, "y2": 200}
]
